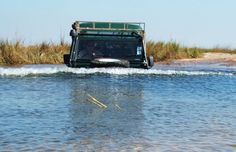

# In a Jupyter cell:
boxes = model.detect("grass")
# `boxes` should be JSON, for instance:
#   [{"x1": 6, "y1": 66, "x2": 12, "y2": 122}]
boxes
[
  {"x1": 0, "y1": 40, "x2": 69, "y2": 65},
  {"x1": 146, "y1": 41, "x2": 206, "y2": 62},
  {"x1": 146, "y1": 41, "x2": 236, "y2": 62},
  {"x1": 0, "y1": 39, "x2": 235, "y2": 65}
]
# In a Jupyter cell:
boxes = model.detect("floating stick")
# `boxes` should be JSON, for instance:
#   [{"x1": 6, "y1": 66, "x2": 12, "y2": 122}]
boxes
[
  {"x1": 87, "y1": 98, "x2": 104, "y2": 108},
  {"x1": 115, "y1": 104, "x2": 122, "y2": 111},
  {"x1": 87, "y1": 94, "x2": 108, "y2": 109}
]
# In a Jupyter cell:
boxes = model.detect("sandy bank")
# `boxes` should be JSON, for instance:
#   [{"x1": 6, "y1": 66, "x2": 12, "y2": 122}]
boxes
[
  {"x1": 178, "y1": 53, "x2": 236, "y2": 62},
  {"x1": 156, "y1": 52, "x2": 236, "y2": 66}
]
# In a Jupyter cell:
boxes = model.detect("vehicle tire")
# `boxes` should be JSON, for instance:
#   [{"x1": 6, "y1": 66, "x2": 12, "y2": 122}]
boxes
[
  {"x1": 148, "y1": 56, "x2": 154, "y2": 67},
  {"x1": 64, "y1": 54, "x2": 70, "y2": 65}
]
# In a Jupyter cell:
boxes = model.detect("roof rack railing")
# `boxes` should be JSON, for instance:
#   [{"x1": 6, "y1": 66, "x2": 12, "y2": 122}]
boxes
[{"x1": 72, "y1": 21, "x2": 145, "y2": 32}]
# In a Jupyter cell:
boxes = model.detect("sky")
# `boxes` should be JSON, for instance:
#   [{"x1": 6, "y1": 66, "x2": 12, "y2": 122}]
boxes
[{"x1": 1, "y1": 0, "x2": 236, "y2": 48}]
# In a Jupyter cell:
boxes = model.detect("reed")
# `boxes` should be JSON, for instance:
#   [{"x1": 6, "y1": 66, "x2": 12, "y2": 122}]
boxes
[
  {"x1": 0, "y1": 40, "x2": 235, "y2": 65},
  {"x1": 146, "y1": 41, "x2": 206, "y2": 62},
  {"x1": 146, "y1": 41, "x2": 236, "y2": 62},
  {"x1": 0, "y1": 40, "x2": 69, "y2": 65}
]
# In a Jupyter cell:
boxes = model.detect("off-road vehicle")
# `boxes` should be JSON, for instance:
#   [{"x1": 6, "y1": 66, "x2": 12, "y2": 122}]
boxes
[{"x1": 64, "y1": 21, "x2": 154, "y2": 68}]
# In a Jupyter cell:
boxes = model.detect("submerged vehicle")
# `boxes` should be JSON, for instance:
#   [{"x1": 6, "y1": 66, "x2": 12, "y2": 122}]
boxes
[{"x1": 64, "y1": 21, "x2": 154, "y2": 69}]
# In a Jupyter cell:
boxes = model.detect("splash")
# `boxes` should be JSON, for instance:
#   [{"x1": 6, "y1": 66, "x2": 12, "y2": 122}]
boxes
[{"x1": 0, "y1": 65, "x2": 234, "y2": 76}]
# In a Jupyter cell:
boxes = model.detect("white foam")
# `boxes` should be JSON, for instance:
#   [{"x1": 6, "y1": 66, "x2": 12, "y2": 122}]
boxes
[
  {"x1": 0, "y1": 65, "x2": 234, "y2": 76},
  {"x1": 96, "y1": 58, "x2": 121, "y2": 63}
]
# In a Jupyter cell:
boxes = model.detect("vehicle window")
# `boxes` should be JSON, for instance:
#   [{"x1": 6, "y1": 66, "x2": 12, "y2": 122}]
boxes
[
  {"x1": 77, "y1": 39, "x2": 143, "y2": 59},
  {"x1": 137, "y1": 46, "x2": 142, "y2": 55}
]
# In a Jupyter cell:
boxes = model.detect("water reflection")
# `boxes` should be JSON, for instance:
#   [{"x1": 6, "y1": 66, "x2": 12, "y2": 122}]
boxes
[
  {"x1": 67, "y1": 75, "x2": 147, "y2": 150},
  {"x1": 1, "y1": 68, "x2": 236, "y2": 151}
]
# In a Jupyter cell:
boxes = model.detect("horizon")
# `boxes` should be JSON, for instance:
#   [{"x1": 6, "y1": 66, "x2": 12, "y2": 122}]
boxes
[{"x1": 1, "y1": 0, "x2": 236, "y2": 48}]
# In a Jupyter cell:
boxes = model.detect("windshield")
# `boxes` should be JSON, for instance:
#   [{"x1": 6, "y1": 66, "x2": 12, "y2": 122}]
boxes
[{"x1": 76, "y1": 39, "x2": 143, "y2": 60}]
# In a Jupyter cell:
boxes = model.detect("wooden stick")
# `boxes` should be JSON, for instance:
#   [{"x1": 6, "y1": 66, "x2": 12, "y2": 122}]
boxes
[{"x1": 87, "y1": 94, "x2": 108, "y2": 109}]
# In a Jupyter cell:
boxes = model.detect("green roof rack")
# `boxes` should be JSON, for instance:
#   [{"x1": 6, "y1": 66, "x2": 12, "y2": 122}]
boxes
[{"x1": 72, "y1": 21, "x2": 145, "y2": 33}]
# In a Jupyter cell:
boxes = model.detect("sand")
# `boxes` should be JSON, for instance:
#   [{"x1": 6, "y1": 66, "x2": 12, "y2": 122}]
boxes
[{"x1": 173, "y1": 53, "x2": 236, "y2": 66}]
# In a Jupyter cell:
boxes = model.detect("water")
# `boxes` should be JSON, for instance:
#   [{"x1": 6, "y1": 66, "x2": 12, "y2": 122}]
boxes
[{"x1": 0, "y1": 63, "x2": 236, "y2": 151}]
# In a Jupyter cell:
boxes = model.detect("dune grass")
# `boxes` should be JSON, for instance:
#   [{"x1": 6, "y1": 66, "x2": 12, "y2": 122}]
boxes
[{"x1": 0, "y1": 40, "x2": 235, "y2": 65}]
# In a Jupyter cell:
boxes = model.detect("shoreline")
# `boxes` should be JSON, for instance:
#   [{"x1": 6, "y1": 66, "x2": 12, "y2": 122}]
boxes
[
  {"x1": 1, "y1": 52, "x2": 236, "y2": 67},
  {"x1": 1, "y1": 40, "x2": 236, "y2": 66},
  {"x1": 177, "y1": 52, "x2": 236, "y2": 62},
  {"x1": 157, "y1": 52, "x2": 236, "y2": 66}
]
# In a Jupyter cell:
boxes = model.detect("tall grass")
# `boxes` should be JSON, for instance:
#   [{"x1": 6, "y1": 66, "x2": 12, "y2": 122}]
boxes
[
  {"x1": 0, "y1": 40, "x2": 69, "y2": 65},
  {"x1": 0, "y1": 40, "x2": 235, "y2": 65},
  {"x1": 146, "y1": 41, "x2": 236, "y2": 62},
  {"x1": 146, "y1": 41, "x2": 207, "y2": 62}
]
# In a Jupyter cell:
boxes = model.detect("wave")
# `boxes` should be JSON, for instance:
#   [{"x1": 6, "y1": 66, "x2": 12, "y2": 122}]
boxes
[{"x1": 0, "y1": 65, "x2": 234, "y2": 76}]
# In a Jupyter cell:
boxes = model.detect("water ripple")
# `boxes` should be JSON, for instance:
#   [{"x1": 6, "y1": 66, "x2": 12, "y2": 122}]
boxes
[{"x1": 0, "y1": 64, "x2": 234, "y2": 76}]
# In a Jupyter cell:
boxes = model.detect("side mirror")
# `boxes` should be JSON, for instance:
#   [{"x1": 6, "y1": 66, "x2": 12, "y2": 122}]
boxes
[
  {"x1": 64, "y1": 54, "x2": 70, "y2": 65},
  {"x1": 70, "y1": 29, "x2": 78, "y2": 37},
  {"x1": 148, "y1": 56, "x2": 154, "y2": 67}
]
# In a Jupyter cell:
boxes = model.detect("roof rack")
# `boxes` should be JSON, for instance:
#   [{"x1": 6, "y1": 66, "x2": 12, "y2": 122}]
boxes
[{"x1": 72, "y1": 21, "x2": 145, "y2": 32}]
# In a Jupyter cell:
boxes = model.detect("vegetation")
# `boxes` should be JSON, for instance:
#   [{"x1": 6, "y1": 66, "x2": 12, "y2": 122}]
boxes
[
  {"x1": 146, "y1": 41, "x2": 204, "y2": 62},
  {"x1": 0, "y1": 40, "x2": 235, "y2": 65},
  {"x1": 0, "y1": 40, "x2": 69, "y2": 65}
]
